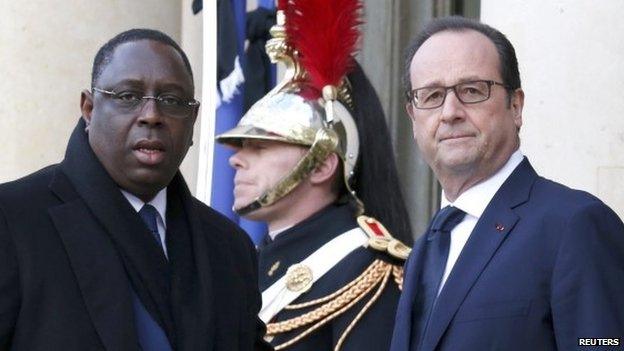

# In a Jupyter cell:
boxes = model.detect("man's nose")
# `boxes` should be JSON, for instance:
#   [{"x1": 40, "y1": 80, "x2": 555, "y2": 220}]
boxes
[
  {"x1": 229, "y1": 148, "x2": 245, "y2": 169},
  {"x1": 439, "y1": 89, "x2": 466, "y2": 123},
  {"x1": 137, "y1": 97, "x2": 164, "y2": 126}
]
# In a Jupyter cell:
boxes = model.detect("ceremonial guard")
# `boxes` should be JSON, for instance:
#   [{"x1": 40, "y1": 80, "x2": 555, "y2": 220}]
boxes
[{"x1": 217, "y1": 0, "x2": 413, "y2": 350}]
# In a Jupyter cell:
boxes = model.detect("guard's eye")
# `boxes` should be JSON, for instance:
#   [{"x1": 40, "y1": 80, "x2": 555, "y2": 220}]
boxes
[{"x1": 242, "y1": 140, "x2": 267, "y2": 150}]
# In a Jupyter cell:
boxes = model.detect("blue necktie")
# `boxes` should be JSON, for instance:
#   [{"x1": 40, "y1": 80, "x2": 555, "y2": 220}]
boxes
[
  {"x1": 410, "y1": 206, "x2": 466, "y2": 350},
  {"x1": 133, "y1": 204, "x2": 172, "y2": 351},
  {"x1": 139, "y1": 204, "x2": 164, "y2": 252}
]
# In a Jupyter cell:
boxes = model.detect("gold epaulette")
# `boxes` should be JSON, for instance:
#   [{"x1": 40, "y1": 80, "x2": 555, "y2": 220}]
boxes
[
  {"x1": 265, "y1": 259, "x2": 404, "y2": 350},
  {"x1": 356, "y1": 215, "x2": 412, "y2": 261}
]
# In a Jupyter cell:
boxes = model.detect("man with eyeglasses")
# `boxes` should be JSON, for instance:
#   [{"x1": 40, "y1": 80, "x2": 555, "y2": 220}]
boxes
[
  {"x1": 390, "y1": 16, "x2": 624, "y2": 351},
  {"x1": 0, "y1": 29, "x2": 270, "y2": 350}
]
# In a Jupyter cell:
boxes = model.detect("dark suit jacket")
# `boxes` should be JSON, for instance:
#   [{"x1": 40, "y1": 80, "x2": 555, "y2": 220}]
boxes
[
  {"x1": 391, "y1": 158, "x2": 624, "y2": 351},
  {"x1": 0, "y1": 120, "x2": 271, "y2": 351}
]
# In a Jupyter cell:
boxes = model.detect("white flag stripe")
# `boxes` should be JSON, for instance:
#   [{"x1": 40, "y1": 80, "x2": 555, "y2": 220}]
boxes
[{"x1": 196, "y1": 3, "x2": 218, "y2": 205}]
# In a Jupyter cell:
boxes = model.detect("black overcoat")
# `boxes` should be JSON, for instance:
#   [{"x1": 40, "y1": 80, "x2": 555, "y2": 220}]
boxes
[{"x1": 0, "y1": 120, "x2": 270, "y2": 351}]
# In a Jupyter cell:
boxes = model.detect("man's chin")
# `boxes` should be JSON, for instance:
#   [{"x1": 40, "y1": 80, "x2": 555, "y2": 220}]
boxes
[
  {"x1": 435, "y1": 153, "x2": 479, "y2": 174},
  {"x1": 131, "y1": 175, "x2": 170, "y2": 191},
  {"x1": 120, "y1": 174, "x2": 170, "y2": 200}
]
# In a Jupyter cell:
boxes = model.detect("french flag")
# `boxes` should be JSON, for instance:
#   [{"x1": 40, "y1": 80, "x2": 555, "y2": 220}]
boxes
[{"x1": 194, "y1": 0, "x2": 276, "y2": 244}]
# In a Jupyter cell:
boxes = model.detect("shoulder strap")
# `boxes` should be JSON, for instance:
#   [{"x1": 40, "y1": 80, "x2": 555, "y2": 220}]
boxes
[
  {"x1": 259, "y1": 227, "x2": 368, "y2": 323},
  {"x1": 357, "y1": 215, "x2": 412, "y2": 260}
]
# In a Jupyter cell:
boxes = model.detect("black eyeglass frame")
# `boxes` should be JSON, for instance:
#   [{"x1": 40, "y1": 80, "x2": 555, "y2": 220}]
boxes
[
  {"x1": 92, "y1": 87, "x2": 200, "y2": 119},
  {"x1": 405, "y1": 80, "x2": 511, "y2": 110}
]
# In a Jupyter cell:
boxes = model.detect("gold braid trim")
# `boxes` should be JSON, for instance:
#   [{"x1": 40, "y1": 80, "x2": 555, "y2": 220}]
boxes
[
  {"x1": 268, "y1": 259, "x2": 386, "y2": 334},
  {"x1": 392, "y1": 265, "x2": 404, "y2": 291},
  {"x1": 334, "y1": 263, "x2": 392, "y2": 351},
  {"x1": 270, "y1": 260, "x2": 386, "y2": 350},
  {"x1": 267, "y1": 260, "x2": 402, "y2": 350}
]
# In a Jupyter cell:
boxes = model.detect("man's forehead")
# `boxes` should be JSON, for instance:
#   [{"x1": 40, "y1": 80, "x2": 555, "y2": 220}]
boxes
[
  {"x1": 409, "y1": 29, "x2": 501, "y2": 86},
  {"x1": 97, "y1": 39, "x2": 192, "y2": 89}
]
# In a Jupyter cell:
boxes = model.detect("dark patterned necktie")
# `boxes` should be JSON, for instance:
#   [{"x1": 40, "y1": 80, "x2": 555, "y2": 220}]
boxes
[
  {"x1": 139, "y1": 204, "x2": 163, "y2": 252},
  {"x1": 410, "y1": 206, "x2": 466, "y2": 350},
  {"x1": 134, "y1": 204, "x2": 171, "y2": 350}
]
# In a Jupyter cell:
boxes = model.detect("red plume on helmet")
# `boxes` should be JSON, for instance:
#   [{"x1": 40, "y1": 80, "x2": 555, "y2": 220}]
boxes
[
  {"x1": 276, "y1": 0, "x2": 288, "y2": 11},
  {"x1": 283, "y1": 0, "x2": 363, "y2": 100}
]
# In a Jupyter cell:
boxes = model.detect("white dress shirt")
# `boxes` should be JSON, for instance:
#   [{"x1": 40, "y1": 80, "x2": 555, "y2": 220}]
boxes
[
  {"x1": 438, "y1": 150, "x2": 524, "y2": 293},
  {"x1": 121, "y1": 188, "x2": 168, "y2": 257}
]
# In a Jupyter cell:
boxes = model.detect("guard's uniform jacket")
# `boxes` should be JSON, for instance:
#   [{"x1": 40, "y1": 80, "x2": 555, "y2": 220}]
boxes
[{"x1": 258, "y1": 204, "x2": 408, "y2": 351}]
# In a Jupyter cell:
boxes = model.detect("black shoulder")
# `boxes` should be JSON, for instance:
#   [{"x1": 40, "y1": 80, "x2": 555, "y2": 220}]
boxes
[
  {"x1": 190, "y1": 198, "x2": 256, "y2": 253},
  {"x1": 0, "y1": 164, "x2": 59, "y2": 208}
]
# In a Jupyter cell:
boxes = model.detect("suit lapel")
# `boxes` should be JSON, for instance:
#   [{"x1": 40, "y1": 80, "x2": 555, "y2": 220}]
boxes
[
  {"x1": 422, "y1": 159, "x2": 536, "y2": 351},
  {"x1": 48, "y1": 169, "x2": 138, "y2": 350},
  {"x1": 421, "y1": 206, "x2": 518, "y2": 350},
  {"x1": 389, "y1": 234, "x2": 427, "y2": 351}
]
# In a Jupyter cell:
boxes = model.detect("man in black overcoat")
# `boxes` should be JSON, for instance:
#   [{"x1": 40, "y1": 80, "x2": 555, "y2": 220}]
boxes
[{"x1": 0, "y1": 29, "x2": 270, "y2": 351}]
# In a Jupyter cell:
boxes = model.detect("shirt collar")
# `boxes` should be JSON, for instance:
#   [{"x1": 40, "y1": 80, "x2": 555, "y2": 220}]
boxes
[
  {"x1": 120, "y1": 188, "x2": 168, "y2": 227},
  {"x1": 441, "y1": 149, "x2": 524, "y2": 219},
  {"x1": 268, "y1": 224, "x2": 294, "y2": 241}
]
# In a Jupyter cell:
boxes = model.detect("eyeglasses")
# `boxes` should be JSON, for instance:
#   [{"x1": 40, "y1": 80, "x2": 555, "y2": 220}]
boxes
[
  {"x1": 92, "y1": 87, "x2": 200, "y2": 119},
  {"x1": 406, "y1": 80, "x2": 509, "y2": 110}
]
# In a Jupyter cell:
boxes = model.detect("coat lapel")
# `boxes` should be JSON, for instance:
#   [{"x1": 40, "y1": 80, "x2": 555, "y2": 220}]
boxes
[
  {"x1": 59, "y1": 120, "x2": 175, "y2": 341},
  {"x1": 48, "y1": 169, "x2": 138, "y2": 350},
  {"x1": 187, "y1": 205, "x2": 216, "y2": 351},
  {"x1": 422, "y1": 159, "x2": 536, "y2": 351},
  {"x1": 166, "y1": 176, "x2": 215, "y2": 351}
]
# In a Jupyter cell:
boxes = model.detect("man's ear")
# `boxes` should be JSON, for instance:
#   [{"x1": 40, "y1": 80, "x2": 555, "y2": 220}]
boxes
[
  {"x1": 192, "y1": 102, "x2": 201, "y2": 121},
  {"x1": 406, "y1": 102, "x2": 421, "y2": 139},
  {"x1": 406, "y1": 102, "x2": 416, "y2": 121},
  {"x1": 510, "y1": 88, "x2": 524, "y2": 130},
  {"x1": 80, "y1": 89, "x2": 94, "y2": 131},
  {"x1": 185, "y1": 104, "x2": 200, "y2": 148},
  {"x1": 309, "y1": 152, "x2": 340, "y2": 185}
]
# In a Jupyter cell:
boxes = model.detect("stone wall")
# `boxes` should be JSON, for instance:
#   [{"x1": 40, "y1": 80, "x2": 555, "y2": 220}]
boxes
[{"x1": 482, "y1": 0, "x2": 624, "y2": 218}]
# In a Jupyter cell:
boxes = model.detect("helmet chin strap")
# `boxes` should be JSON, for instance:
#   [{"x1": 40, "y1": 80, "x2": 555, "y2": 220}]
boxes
[
  {"x1": 233, "y1": 198, "x2": 263, "y2": 216},
  {"x1": 234, "y1": 128, "x2": 339, "y2": 217}
]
